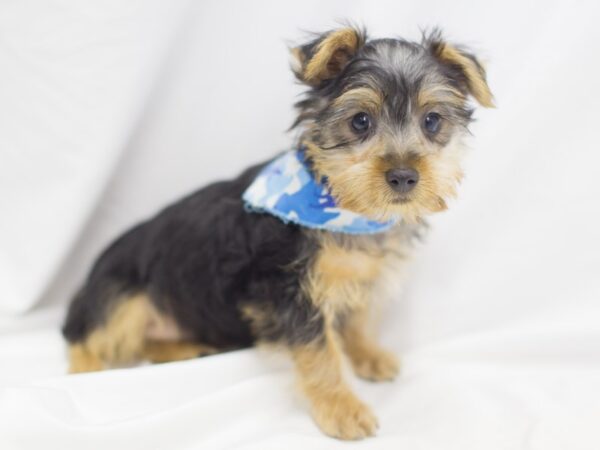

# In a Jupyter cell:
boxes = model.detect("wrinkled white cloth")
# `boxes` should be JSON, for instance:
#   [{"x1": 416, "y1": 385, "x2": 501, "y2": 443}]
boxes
[
  {"x1": 1, "y1": 1, "x2": 599, "y2": 449},
  {"x1": 0, "y1": 0, "x2": 193, "y2": 314}
]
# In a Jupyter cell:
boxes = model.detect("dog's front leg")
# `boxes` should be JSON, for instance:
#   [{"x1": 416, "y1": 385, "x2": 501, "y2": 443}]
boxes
[
  {"x1": 339, "y1": 307, "x2": 399, "y2": 382},
  {"x1": 292, "y1": 329, "x2": 378, "y2": 440}
]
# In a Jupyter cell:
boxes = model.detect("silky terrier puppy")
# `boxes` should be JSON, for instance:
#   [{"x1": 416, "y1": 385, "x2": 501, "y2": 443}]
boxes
[{"x1": 63, "y1": 26, "x2": 493, "y2": 439}]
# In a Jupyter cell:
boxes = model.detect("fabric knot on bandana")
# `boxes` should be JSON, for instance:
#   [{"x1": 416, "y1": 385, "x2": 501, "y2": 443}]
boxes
[{"x1": 242, "y1": 150, "x2": 396, "y2": 234}]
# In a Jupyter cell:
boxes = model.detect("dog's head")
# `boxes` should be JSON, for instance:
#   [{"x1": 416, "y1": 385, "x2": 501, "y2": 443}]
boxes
[{"x1": 291, "y1": 27, "x2": 493, "y2": 222}]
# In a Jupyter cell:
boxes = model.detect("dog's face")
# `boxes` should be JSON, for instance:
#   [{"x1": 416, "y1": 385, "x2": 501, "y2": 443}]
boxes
[{"x1": 291, "y1": 28, "x2": 493, "y2": 222}]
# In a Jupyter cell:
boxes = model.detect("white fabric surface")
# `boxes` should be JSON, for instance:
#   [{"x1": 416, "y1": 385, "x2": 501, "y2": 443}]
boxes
[
  {"x1": 0, "y1": 0, "x2": 193, "y2": 314},
  {"x1": 1, "y1": 1, "x2": 600, "y2": 449}
]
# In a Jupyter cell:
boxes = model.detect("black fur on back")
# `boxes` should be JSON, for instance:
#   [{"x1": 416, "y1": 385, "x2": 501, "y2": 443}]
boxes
[{"x1": 62, "y1": 159, "x2": 325, "y2": 349}]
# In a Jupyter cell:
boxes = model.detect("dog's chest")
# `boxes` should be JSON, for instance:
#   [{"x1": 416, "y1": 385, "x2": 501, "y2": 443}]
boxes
[{"x1": 305, "y1": 229, "x2": 411, "y2": 317}]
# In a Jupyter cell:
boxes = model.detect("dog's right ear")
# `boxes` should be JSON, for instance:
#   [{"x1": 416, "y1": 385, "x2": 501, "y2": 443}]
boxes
[{"x1": 291, "y1": 27, "x2": 366, "y2": 87}]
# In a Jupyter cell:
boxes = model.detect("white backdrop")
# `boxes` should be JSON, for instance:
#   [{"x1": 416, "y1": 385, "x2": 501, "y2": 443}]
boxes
[{"x1": 1, "y1": 1, "x2": 599, "y2": 449}]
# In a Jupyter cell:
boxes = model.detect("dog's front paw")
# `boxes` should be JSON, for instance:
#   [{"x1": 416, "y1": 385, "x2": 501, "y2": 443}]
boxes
[
  {"x1": 311, "y1": 391, "x2": 378, "y2": 440},
  {"x1": 351, "y1": 349, "x2": 399, "y2": 382}
]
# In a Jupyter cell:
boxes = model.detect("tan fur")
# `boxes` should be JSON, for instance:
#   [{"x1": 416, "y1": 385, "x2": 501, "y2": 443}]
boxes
[
  {"x1": 417, "y1": 85, "x2": 466, "y2": 110},
  {"x1": 437, "y1": 44, "x2": 494, "y2": 107},
  {"x1": 292, "y1": 329, "x2": 378, "y2": 440},
  {"x1": 304, "y1": 125, "x2": 465, "y2": 224},
  {"x1": 332, "y1": 87, "x2": 383, "y2": 113},
  {"x1": 240, "y1": 303, "x2": 278, "y2": 338},
  {"x1": 67, "y1": 294, "x2": 211, "y2": 373},
  {"x1": 300, "y1": 28, "x2": 363, "y2": 86},
  {"x1": 68, "y1": 294, "x2": 150, "y2": 373},
  {"x1": 339, "y1": 308, "x2": 399, "y2": 381},
  {"x1": 304, "y1": 233, "x2": 388, "y2": 319},
  {"x1": 68, "y1": 343, "x2": 104, "y2": 373},
  {"x1": 302, "y1": 229, "x2": 408, "y2": 383}
]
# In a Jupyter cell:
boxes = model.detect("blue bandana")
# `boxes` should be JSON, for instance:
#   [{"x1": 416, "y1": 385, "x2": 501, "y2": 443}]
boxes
[{"x1": 242, "y1": 150, "x2": 396, "y2": 234}]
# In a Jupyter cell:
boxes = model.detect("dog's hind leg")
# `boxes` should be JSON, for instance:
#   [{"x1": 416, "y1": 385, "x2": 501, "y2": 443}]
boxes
[
  {"x1": 66, "y1": 293, "x2": 151, "y2": 373},
  {"x1": 143, "y1": 341, "x2": 217, "y2": 364}
]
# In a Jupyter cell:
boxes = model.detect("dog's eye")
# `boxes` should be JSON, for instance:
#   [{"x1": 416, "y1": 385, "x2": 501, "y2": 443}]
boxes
[
  {"x1": 351, "y1": 112, "x2": 371, "y2": 133},
  {"x1": 423, "y1": 112, "x2": 442, "y2": 134}
]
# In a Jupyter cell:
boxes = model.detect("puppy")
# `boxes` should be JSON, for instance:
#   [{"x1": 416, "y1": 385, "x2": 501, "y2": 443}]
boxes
[{"x1": 63, "y1": 26, "x2": 493, "y2": 440}]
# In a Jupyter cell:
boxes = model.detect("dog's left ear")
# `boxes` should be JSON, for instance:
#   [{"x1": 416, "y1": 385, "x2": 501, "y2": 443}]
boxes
[
  {"x1": 291, "y1": 27, "x2": 366, "y2": 87},
  {"x1": 426, "y1": 32, "x2": 494, "y2": 108}
]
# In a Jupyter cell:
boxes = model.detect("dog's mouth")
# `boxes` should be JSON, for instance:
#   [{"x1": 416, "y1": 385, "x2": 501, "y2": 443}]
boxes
[{"x1": 391, "y1": 195, "x2": 412, "y2": 205}]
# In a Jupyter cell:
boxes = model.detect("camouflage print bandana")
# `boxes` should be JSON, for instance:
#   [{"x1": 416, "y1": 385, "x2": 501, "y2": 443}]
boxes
[{"x1": 242, "y1": 150, "x2": 396, "y2": 234}]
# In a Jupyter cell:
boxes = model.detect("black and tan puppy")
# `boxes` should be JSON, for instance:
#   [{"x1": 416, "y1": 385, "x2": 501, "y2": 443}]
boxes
[{"x1": 63, "y1": 27, "x2": 492, "y2": 440}]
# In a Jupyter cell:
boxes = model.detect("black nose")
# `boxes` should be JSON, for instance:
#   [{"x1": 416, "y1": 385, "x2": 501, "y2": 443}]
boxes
[{"x1": 385, "y1": 168, "x2": 419, "y2": 193}]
